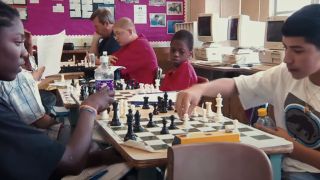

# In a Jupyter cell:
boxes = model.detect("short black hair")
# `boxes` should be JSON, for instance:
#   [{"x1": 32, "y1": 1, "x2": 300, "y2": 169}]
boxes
[
  {"x1": 171, "y1": 30, "x2": 194, "y2": 51},
  {"x1": 282, "y1": 4, "x2": 320, "y2": 49},
  {"x1": 0, "y1": 1, "x2": 20, "y2": 29},
  {"x1": 90, "y1": 8, "x2": 114, "y2": 24}
]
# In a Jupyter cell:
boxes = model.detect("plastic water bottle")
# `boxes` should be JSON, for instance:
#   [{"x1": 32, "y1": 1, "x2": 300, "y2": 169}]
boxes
[
  {"x1": 255, "y1": 108, "x2": 276, "y2": 130},
  {"x1": 95, "y1": 51, "x2": 114, "y2": 91}
]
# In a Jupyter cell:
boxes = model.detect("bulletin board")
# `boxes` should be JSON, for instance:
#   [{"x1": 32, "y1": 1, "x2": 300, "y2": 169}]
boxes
[{"x1": 22, "y1": 0, "x2": 185, "y2": 41}]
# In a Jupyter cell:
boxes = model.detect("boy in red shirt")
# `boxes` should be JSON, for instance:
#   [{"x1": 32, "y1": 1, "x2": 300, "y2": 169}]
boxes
[
  {"x1": 109, "y1": 17, "x2": 158, "y2": 84},
  {"x1": 160, "y1": 30, "x2": 198, "y2": 91}
]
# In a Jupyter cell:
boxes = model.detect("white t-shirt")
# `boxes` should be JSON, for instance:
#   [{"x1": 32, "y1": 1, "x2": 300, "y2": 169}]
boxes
[{"x1": 234, "y1": 63, "x2": 320, "y2": 173}]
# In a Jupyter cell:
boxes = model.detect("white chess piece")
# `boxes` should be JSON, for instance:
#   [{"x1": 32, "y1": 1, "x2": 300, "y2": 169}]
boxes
[
  {"x1": 205, "y1": 102, "x2": 214, "y2": 117},
  {"x1": 201, "y1": 108, "x2": 208, "y2": 122},
  {"x1": 183, "y1": 113, "x2": 190, "y2": 130},
  {"x1": 191, "y1": 107, "x2": 199, "y2": 117},
  {"x1": 155, "y1": 79, "x2": 160, "y2": 91},
  {"x1": 233, "y1": 119, "x2": 239, "y2": 132},
  {"x1": 100, "y1": 110, "x2": 109, "y2": 120},
  {"x1": 119, "y1": 99, "x2": 125, "y2": 118},
  {"x1": 213, "y1": 93, "x2": 224, "y2": 122},
  {"x1": 60, "y1": 74, "x2": 65, "y2": 82},
  {"x1": 130, "y1": 104, "x2": 136, "y2": 114},
  {"x1": 120, "y1": 79, "x2": 126, "y2": 90}
]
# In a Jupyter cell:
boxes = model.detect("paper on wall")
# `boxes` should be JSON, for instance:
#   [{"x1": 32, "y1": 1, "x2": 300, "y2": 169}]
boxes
[
  {"x1": 37, "y1": 30, "x2": 66, "y2": 78},
  {"x1": 134, "y1": 5, "x2": 147, "y2": 24}
]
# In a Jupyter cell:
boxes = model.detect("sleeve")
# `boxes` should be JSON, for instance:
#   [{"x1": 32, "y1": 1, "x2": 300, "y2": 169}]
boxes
[
  {"x1": 0, "y1": 102, "x2": 65, "y2": 179},
  {"x1": 233, "y1": 63, "x2": 288, "y2": 110},
  {"x1": 18, "y1": 72, "x2": 46, "y2": 124}
]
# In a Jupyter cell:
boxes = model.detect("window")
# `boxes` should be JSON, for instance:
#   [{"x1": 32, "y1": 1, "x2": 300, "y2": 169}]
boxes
[{"x1": 274, "y1": 0, "x2": 320, "y2": 16}]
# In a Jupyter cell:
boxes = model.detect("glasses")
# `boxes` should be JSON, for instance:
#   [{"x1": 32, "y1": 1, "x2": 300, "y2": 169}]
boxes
[{"x1": 114, "y1": 30, "x2": 127, "y2": 37}]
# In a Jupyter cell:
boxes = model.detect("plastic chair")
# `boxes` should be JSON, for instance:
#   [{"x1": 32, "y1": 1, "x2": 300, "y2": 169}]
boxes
[
  {"x1": 197, "y1": 75, "x2": 209, "y2": 84},
  {"x1": 167, "y1": 142, "x2": 272, "y2": 180}
]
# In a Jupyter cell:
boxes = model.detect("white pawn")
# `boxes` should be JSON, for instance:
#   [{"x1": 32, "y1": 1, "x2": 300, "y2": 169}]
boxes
[
  {"x1": 119, "y1": 99, "x2": 125, "y2": 118},
  {"x1": 205, "y1": 102, "x2": 214, "y2": 117},
  {"x1": 202, "y1": 108, "x2": 208, "y2": 122},
  {"x1": 120, "y1": 79, "x2": 126, "y2": 90},
  {"x1": 233, "y1": 119, "x2": 239, "y2": 132}
]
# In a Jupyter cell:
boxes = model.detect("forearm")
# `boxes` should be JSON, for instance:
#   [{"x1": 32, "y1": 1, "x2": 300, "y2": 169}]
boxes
[
  {"x1": 89, "y1": 37, "x2": 100, "y2": 56},
  {"x1": 200, "y1": 78, "x2": 238, "y2": 98},
  {"x1": 56, "y1": 110, "x2": 95, "y2": 175},
  {"x1": 290, "y1": 140, "x2": 320, "y2": 169},
  {"x1": 32, "y1": 114, "x2": 57, "y2": 129}
]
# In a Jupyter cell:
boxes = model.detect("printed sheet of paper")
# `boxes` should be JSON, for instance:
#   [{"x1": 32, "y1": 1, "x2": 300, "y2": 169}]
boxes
[
  {"x1": 134, "y1": 5, "x2": 147, "y2": 24},
  {"x1": 37, "y1": 30, "x2": 66, "y2": 78}
]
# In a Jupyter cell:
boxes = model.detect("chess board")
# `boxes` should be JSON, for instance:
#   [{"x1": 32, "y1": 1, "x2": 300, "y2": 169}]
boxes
[{"x1": 96, "y1": 107, "x2": 291, "y2": 152}]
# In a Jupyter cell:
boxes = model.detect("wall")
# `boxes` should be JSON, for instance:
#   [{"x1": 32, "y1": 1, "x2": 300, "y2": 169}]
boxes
[
  {"x1": 23, "y1": 0, "x2": 185, "y2": 41},
  {"x1": 241, "y1": 0, "x2": 271, "y2": 21}
]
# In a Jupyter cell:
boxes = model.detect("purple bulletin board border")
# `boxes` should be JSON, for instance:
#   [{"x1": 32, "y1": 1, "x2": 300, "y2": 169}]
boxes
[{"x1": 23, "y1": 0, "x2": 185, "y2": 41}]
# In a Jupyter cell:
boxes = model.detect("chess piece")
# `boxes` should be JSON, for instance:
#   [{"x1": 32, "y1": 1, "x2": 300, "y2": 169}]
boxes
[
  {"x1": 142, "y1": 96, "x2": 150, "y2": 109},
  {"x1": 130, "y1": 104, "x2": 136, "y2": 114},
  {"x1": 213, "y1": 93, "x2": 224, "y2": 122},
  {"x1": 100, "y1": 110, "x2": 109, "y2": 120},
  {"x1": 110, "y1": 101, "x2": 121, "y2": 126},
  {"x1": 164, "y1": 92, "x2": 168, "y2": 107},
  {"x1": 147, "y1": 112, "x2": 156, "y2": 127},
  {"x1": 71, "y1": 79, "x2": 75, "y2": 87},
  {"x1": 168, "y1": 99, "x2": 174, "y2": 111},
  {"x1": 160, "y1": 117, "x2": 169, "y2": 134},
  {"x1": 201, "y1": 108, "x2": 208, "y2": 122},
  {"x1": 152, "y1": 104, "x2": 159, "y2": 115},
  {"x1": 159, "y1": 99, "x2": 167, "y2": 113},
  {"x1": 205, "y1": 102, "x2": 214, "y2": 117},
  {"x1": 60, "y1": 74, "x2": 65, "y2": 82},
  {"x1": 119, "y1": 99, "x2": 126, "y2": 118},
  {"x1": 169, "y1": 115, "x2": 177, "y2": 130},
  {"x1": 124, "y1": 110, "x2": 136, "y2": 141},
  {"x1": 191, "y1": 107, "x2": 199, "y2": 117},
  {"x1": 80, "y1": 85, "x2": 88, "y2": 101},
  {"x1": 155, "y1": 79, "x2": 160, "y2": 91},
  {"x1": 120, "y1": 79, "x2": 126, "y2": 90},
  {"x1": 133, "y1": 111, "x2": 144, "y2": 132},
  {"x1": 183, "y1": 113, "x2": 190, "y2": 131}
]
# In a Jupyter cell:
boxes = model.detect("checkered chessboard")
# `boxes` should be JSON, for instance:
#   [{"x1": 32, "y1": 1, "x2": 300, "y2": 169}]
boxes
[{"x1": 96, "y1": 109, "x2": 290, "y2": 152}]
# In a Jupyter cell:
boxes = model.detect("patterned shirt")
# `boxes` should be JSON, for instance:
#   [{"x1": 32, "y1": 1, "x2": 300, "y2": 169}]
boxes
[{"x1": 0, "y1": 70, "x2": 45, "y2": 125}]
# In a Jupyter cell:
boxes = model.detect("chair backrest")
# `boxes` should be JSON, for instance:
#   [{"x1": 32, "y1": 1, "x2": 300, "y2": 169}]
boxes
[
  {"x1": 197, "y1": 76, "x2": 209, "y2": 84},
  {"x1": 167, "y1": 142, "x2": 272, "y2": 180}
]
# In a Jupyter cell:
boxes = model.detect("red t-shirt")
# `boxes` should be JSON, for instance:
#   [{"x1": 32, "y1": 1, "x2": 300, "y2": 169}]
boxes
[
  {"x1": 113, "y1": 34, "x2": 158, "y2": 84},
  {"x1": 160, "y1": 61, "x2": 198, "y2": 91}
]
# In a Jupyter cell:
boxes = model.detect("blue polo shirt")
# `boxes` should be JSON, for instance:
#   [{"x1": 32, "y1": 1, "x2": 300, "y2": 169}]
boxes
[{"x1": 98, "y1": 32, "x2": 120, "y2": 56}]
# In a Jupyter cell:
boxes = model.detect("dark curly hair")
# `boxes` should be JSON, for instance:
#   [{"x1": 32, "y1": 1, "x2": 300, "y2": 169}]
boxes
[{"x1": 171, "y1": 30, "x2": 194, "y2": 51}]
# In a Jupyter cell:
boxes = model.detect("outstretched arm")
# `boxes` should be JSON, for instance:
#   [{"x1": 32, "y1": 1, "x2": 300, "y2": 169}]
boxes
[{"x1": 175, "y1": 78, "x2": 238, "y2": 118}]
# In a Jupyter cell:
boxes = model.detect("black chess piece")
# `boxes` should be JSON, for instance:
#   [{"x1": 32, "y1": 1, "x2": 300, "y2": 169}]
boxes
[
  {"x1": 160, "y1": 117, "x2": 169, "y2": 134},
  {"x1": 124, "y1": 110, "x2": 136, "y2": 141},
  {"x1": 169, "y1": 115, "x2": 177, "y2": 130},
  {"x1": 130, "y1": 80, "x2": 135, "y2": 90},
  {"x1": 125, "y1": 80, "x2": 130, "y2": 90},
  {"x1": 110, "y1": 101, "x2": 121, "y2": 126},
  {"x1": 159, "y1": 99, "x2": 167, "y2": 113},
  {"x1": 71, "y1": 79, "x2": 75, "y2": 87},
  {"x1": 157, "y1": 96, "x2": 162, "y2": 111},
  {"x1": 80, "y1": 85, "x2": 88, "y2": 101},
  {"x1": 88, "y1": 84, "x2": 95, "y2": 95},
  {"x1": 133, "y1": 111, "x2": 144, "y2": 132},
  {"x1": 164, "y1": 92, "x2": 168, "y2": 106},
  {"x1": 152, "y1": 104, "x2": 159, "y2": 115},
  {"x1": 147, "y1": 112, "x2": 156, "y2": 128},
  {"x1": 168, "y1": 99, "x2": 174, "y2": 111},
  {"x1": 142, "y1": 97, "x2": 150, "y2": 109}
]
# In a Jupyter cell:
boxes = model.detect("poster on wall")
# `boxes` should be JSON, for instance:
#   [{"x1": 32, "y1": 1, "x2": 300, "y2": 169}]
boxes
[
  {"x1": 166, "y1": 1, "x2": 183, "y2": 15},
  {"x1": 149, "y1": 0, "x2": 165, "y2": 6},
  {"x1": 167, "y1": 20, "x2": 183, "y2": 34},
  {"x1": 120, "y1": 0, "x2": 139, "y2": 3},
  {"x1": 134, "y1": 5, "x2": 147, "y2": 24},
  {"x1": 150, "y1": 13, "x2": 166, "y2": 27}
]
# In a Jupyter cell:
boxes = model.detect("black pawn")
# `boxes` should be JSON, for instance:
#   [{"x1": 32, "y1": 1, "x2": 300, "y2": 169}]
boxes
[
  {"x1": 160, "y1": 117, "x2": 169, "y2": 134},
  {"x1": 125, "y1": 81, "x2": 130, "y2": 90},
  {"x1": 133, "y1": 111, "x2": 144, "y2": 132},
  {"x1": 153, "y1": 104, "x2": 159, "y2": 115},
  {"x1": 110, "y1": 101, "x2": 121, "y2": 126},
  {"x1": 169, "y1": 115, "x2": 177, "y2": 130},
  {"x1": 71, "y1": 79, "x2": 75, "y2": 87},
  {"x1": 159, "y1": 99, "x2": 167, "y2": 113},
  {"x1": 168, "y1": 99, "x2": 174, "y2": 111},
  {"x1": 147, "y1": 112, "x2": 156, "y2": 128},
  {"x1": 124, "y1": 110, "x2": 136, "y2": 141},
  {"x1": 142, "y1": 96, "x2": 150, "y2": 109}
]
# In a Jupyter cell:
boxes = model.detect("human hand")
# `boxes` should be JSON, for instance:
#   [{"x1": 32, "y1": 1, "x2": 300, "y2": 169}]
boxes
[
  {"x1": 175, "y1": 84, "x2": 205, "y2": 119},
  {"x1": 109, "y1": 55, "x2": 118, "y2": 65},
  {"x1": 254, "y1": 124, "x2": 294, "y2": 142},
  {"x1": 82, "y1": 87, "x2": 115, "y2": 113},
  {"x1": 32, "y1": 66, "x2": 45, "y2": 81}
]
